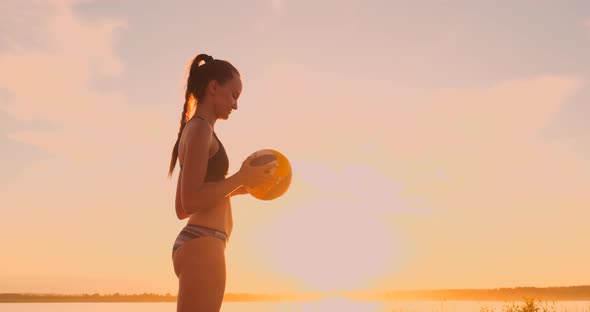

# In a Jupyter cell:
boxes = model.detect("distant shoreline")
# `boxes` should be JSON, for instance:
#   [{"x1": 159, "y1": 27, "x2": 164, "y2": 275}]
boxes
[{"x1": 2, "y1": 286, "x2": 590, "y2": 303}]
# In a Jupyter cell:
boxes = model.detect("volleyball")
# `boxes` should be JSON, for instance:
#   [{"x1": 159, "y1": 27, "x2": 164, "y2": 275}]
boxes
[{"x1": 244, "y1": 149, "x2": 292, "y2": 200}]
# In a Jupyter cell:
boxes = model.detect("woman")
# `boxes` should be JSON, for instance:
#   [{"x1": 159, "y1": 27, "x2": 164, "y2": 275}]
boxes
[{"x1": 168, "y1": 54, "x2": 278, "y2": 311}]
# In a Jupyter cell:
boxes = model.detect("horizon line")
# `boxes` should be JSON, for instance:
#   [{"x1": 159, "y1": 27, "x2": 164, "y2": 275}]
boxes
[{"x1": 3, "y1": 284, "x2": 590, "y2": 296}]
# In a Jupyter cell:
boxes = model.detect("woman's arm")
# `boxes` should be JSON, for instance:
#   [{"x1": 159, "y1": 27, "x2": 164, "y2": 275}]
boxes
[{"x1": 179, "y1": 121, "x2": 245, "y2": 215}]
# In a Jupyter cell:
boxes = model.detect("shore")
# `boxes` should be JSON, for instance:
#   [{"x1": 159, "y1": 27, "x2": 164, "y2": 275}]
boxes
[{"x1": 2, "y1": 286, "x2": 590, "y2": 303}]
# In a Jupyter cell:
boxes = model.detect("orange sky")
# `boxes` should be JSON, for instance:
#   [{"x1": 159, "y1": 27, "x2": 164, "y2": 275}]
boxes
[{"x1": 1, "y1": 0, "x2": 589, "y2": 294}]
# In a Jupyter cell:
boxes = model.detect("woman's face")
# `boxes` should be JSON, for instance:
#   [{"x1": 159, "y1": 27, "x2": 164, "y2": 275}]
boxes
[{"x1": 212, "y1": 73, "x2": 242, "y2": 120}]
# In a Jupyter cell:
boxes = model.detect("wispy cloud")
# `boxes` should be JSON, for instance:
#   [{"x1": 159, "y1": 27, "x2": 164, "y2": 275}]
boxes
[
  {"x1": 388, "y1": 76, "x2": 586, "y2": 208},
  {"x1": 0, "y1": 1, "x2": 167, "y2": 164}
]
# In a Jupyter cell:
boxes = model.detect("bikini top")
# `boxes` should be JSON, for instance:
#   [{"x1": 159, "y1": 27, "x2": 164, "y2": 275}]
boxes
[
  {"x1": 203, "y1": 131, "x2": 229, "y2": 182},
  {"x1": 180, "y1": 118, "x2": 229, "y2": 182}
]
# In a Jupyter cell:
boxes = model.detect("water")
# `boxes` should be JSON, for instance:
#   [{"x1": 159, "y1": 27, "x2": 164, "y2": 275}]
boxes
[{"x1": 2, "y1": 300, "x2": 590, "y2": 312}]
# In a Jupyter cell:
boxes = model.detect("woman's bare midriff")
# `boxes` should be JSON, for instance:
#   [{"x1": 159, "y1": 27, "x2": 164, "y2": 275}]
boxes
[
  {"x1": 187, "y1": 196, "x2": 233, "y2": 239},
  {"x1": 178, "y1": 121, "x2": 233, "y2": 239}
]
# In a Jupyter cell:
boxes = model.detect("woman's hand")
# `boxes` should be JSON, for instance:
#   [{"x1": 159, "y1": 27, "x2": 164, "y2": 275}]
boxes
[{"x1": 238, "y1": 155, "x2": 280, "y2": 189}]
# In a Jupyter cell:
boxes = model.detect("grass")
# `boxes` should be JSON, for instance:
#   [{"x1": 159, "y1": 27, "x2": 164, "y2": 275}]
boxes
[{"x1": 480, "y1": 298, "x2": 590, "y2": 312}]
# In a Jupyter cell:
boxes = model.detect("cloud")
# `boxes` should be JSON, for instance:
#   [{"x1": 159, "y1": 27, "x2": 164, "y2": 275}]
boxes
[
  {"x1": 0, "y1": 2, "x2": 182, "y2": 294},
  {"x1": 0, "y1": 132, "x2": 44, "y2": 186},
  {"x1": 0, "y1": 1, "x2": 166, "y2": 164},
  {"x1": 252, "y1": 67, "x2": 590, "y2": 286},
  {"x1": 406, "y1": 76, "x2": 585, "y2": 212},
  {"x1": 238, "y1": 58, "x2": 589, "y2": 219},
  {"x1": 0, "y1": 1, "x2": 56, "y2": 51},
  {"x1": 0, "y1": 105, "x2": 58, "y2": 184}
]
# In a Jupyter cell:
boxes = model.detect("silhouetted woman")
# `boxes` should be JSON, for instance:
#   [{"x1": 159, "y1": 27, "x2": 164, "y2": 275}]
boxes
[{"x1": 168, "y1": 54, "x2": 278, "y2": 312}]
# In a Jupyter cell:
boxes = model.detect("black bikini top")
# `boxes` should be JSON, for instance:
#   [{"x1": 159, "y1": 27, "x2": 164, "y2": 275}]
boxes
[
  {"x1": 180, "y1": 117, "x2": 229, "y2": 182},
  {"x1": 204, "y1": 131, "x2": 229, "y2": 182}
]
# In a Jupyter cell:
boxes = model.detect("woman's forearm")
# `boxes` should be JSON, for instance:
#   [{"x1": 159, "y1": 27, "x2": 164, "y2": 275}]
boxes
[
  {"x1": 183, "y1": 172, "x2": 245, "y2": 214},
  {"x1": 230, "y1": 185, "x2": 249, "y2": 196}
]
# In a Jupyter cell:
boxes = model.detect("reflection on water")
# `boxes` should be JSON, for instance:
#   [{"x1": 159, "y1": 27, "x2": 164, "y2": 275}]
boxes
[
  {"x1": 1, "y1": 299, "x2": 590, "y2": 312},
  {"x1": 251, "y1": 299, "x2": 590, "y2": 312}
]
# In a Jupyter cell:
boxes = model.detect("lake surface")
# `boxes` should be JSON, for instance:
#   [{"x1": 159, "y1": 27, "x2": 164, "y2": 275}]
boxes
[{"x1": 2, "y1": 300, "x2": 590, "y2": 311}]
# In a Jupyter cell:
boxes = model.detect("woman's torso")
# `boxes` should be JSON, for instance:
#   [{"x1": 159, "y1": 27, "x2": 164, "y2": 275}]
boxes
[{"x1": 177, "y1": 121, "x2": 233, "y2": 239}]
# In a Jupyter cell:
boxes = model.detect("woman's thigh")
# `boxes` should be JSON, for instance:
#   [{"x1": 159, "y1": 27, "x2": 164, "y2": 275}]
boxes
[{"x1": 173, "y1": 236, "x2": 226, "y2": 312}]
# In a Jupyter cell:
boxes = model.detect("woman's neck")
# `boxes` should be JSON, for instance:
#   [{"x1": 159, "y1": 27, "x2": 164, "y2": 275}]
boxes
[{"x1": 193, "y1": 107, "x2": 217, "y2": 128}]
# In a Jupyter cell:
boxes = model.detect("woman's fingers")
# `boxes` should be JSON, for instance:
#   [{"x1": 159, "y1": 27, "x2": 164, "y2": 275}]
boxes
[
  {"x1": 261, "y1": 162, "x2": 279, "y2": 174},
  {"x1": 251, "y1": 173, "x2": 281, "y2": 188}
]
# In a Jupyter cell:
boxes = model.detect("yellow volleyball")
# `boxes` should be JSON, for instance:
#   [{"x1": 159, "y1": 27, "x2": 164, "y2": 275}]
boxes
[{"x1": 244, "y1": 149, "x2": 292, "y2": 200}]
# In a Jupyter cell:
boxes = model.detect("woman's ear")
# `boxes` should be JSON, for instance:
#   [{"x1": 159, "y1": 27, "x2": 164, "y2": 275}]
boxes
[{"x1": 206, "y1": 80, "x2": 218, "y2": 96}]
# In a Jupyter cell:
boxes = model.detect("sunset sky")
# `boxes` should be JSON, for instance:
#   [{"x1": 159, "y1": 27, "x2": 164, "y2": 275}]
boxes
[{"x1": 1, "y1": 0, "x2": 589, "y2": 295}]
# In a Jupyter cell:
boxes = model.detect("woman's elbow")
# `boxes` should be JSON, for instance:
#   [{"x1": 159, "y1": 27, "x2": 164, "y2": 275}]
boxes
[
  {"x1": 176, "y1": 208, "x2": 190, "y2": 220},
  {"x1": 180, "y1": 196, "x2": 205, "y2": 216},
  {"x1": 175, "y1": 201, "x2": 191, "y2": 219}
]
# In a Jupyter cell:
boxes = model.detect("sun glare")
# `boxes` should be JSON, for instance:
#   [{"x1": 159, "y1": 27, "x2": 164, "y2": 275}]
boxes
[
  {"x1": 298, "y1": 297, "x2": 386, "y2": 311},
  {"x1": 264, "y1": 197, "x2": 397, "y2": 291}
]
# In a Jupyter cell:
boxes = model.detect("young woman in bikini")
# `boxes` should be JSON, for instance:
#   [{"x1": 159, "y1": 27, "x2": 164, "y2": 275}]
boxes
[{"x1": 168, "y1": 53, "x2": 278, "y2": 311}]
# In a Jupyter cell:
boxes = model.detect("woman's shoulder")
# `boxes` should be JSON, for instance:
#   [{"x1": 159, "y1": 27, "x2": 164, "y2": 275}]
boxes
[
  {"x1": 179, "y1": 118, "x2": 214, "y2": 165},
  {"x1": 183, "y1": 117, "x2": 213, "y2": 140}
]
